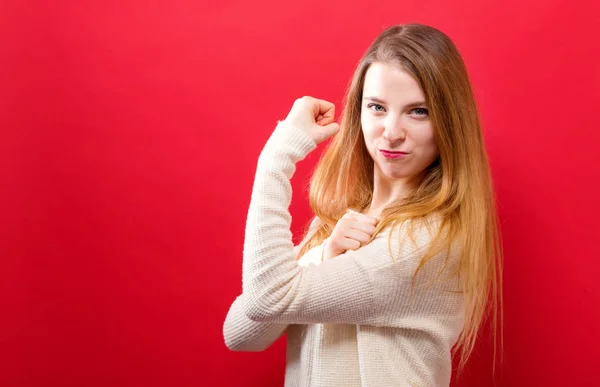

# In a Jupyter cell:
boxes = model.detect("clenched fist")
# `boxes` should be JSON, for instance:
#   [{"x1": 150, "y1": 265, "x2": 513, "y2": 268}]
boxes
[
  {"x1": 322, "y1": 210, "x2": 379, "y2": 261},
  {"x1": 283, "y1": 96, "x2": 340, "y2": 145}
]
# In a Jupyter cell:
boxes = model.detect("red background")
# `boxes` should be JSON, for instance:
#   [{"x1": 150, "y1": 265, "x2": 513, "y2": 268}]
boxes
[{"x1": 1, "y1": 0, "x2": 599, "y2": 386}]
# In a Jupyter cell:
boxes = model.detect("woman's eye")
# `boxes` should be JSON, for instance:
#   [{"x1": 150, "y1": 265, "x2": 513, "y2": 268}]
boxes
[
  {"x1": 412, "y1": 108, "x2": 429, "y2": 117},
  {"x1": 367, "y1": 103, "x2": 385, "y2": 112}
]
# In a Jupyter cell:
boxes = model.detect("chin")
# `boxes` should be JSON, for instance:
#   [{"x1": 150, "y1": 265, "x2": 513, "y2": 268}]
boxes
[{"x1": 378, "y1": 166, "x2": 411, "y2": 180}]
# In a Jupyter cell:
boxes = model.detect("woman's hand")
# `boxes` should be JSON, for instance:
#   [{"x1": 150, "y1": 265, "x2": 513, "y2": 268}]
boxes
[
  {"x1": 283, "y1": 96, "x2": 340, "y2": 145},
  {"x1": 322, "y1": 210, "x2": 379, "y2": 261}
]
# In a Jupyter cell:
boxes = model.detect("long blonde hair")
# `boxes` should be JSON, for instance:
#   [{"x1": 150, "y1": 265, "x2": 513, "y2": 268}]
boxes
[{"x1": 297, "y1": 24, "x2": 503, "y2": 372}]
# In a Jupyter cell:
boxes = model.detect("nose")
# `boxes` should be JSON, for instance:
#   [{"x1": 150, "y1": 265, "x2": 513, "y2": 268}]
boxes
[{"x1": 382, "y1": 115, "x2": 407, "y2": 144}]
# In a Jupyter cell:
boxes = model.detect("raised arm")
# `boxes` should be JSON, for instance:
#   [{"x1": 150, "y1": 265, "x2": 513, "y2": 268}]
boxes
[{"x1": 223, "y1": 216, "x2": 324, "y2": 351}]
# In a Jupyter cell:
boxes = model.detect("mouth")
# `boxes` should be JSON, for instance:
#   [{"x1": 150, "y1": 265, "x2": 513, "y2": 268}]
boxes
[{"x1": 379, "y1": 149, "x2": 409, "y2": 159}]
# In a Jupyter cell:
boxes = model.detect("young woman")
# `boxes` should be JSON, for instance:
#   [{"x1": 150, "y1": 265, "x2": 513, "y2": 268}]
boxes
[{"x1": 223, "y1": 23, "x2": 503, "y2": 386}]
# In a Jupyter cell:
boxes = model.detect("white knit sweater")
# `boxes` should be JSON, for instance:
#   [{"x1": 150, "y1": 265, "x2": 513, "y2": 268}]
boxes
[{"x1": 223, "y1": 120, "x2": 465, "y2": 386}]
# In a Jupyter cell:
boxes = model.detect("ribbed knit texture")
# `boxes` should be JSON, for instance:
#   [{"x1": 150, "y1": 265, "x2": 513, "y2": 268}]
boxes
[{"x1": 223, "y1": 120, "x2": 465, "y2": 386}]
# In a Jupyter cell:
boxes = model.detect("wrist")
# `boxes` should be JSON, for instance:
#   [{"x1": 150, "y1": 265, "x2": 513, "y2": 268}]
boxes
[
  {"x1": 321, "y1": 239, "x2": 328, "y2": 262},
  {"x1": 321, "y1": 239, "x2": 340, "y2": 262}
]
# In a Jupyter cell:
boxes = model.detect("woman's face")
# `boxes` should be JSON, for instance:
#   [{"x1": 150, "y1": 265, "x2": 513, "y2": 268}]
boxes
[{"x1": 360, "y1": 62, "x2": 439, "y2": 187}]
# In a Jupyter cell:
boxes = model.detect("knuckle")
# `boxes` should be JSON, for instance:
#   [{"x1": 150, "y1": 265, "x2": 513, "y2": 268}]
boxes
[{"x1": 362, "y1": 219, "x2": 376, "y2": 228}]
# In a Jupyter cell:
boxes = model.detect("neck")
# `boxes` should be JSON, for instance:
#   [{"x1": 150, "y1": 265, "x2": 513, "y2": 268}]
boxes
[{"x1": 364, "y1": 171, "x2": 422, "y2": 217}]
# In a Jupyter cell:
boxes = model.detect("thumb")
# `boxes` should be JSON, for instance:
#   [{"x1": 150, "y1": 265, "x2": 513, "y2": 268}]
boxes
[{"x1": 323, "y1": 122, "x2": 340, "y2": 137}]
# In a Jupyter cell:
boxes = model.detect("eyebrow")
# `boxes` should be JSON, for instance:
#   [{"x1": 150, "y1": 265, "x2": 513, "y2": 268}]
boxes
[{"x1": 363, "y1": 96, "x2": 427, "y2": 109}]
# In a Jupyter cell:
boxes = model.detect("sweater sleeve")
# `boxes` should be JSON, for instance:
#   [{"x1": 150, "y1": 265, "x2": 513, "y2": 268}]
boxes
[
  {"x1": 242, "y1": 120, "x2": 461, "y2": 326},
  {"x1": 223, "y1": 293, "x2": 288, "y2": 352},
  {"x1": 223, "y1": 217, "x2": 324, "y2": 351}
]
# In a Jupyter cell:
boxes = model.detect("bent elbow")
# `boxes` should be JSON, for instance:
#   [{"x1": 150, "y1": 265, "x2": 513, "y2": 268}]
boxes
[
  {"x1": 223, "y1": 335, "x2": 245, "y2": 352},
  {"x1": 223, "y1": 321, "x2": 269, "y2": 352},
  {"x1": 223, "y1": 334, "x2": 268, "y2": 352},
  {"x1": 242, "y1": 296, "x2": 279, "y2": 323}
]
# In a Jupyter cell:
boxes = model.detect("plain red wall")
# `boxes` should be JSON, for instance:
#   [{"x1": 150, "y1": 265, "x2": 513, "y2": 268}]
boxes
[{"x1": 1, "y1": 0, "x2": 599, "y2": 386}]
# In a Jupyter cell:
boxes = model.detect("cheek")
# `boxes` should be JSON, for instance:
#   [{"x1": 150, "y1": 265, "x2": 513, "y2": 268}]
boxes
[
  {"x1": 411, "y1": 126, "x2": 436, "y2": 146},
  {"x1": 423, "y1": 137, "x2": 439, "y2": 160},
  {"x1": 360, "y1": 115, "x2": 378, "y2": 144},
  {"x1": 360, "y1": 115, "x2": 381, "y2": 139},
  {"x1": 360, "y1": 113, "x2": 370, "y2": 132},
  {"x1": 409, "y1": 127, "x2": 438, "y2": 159}
]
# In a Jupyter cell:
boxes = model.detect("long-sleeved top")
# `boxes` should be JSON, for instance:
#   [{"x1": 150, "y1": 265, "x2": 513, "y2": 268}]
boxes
[{"x1": 223, "y1": 120, "x2": 465, "y2": 387}]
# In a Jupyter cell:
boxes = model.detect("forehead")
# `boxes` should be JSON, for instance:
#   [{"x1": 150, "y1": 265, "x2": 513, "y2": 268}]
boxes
[{"x1": 362, "y1": 62, "x2": 425, "y2": 103}]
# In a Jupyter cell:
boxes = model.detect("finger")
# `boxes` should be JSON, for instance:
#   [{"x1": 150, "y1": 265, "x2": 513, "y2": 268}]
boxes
[
  {"x1": 356, "y1": 215, "x2": 378, "y2": 226},
  {"x1": 316, "y1": 114, "x2": 335, "y2": 126},
  {"x1": 349, "y1": 221, "x2": 377, "y2": 236},
  {"x1": 322, "y1": 121, "x2": 340, "y2": 137},
  {"x1": 344, "y1": 229, "x2": 372, "y2": 244},
  {"x1": 316, "y1": 116, "x2": 332, "y2": 125},
  {"x1": 342, "y1": 237, "x2": 362, "y2": 251},
  {"x1": 339, "y1": 216, "x2": 372, "y2": 232},
  {"x1": 346, "y1": 209, "x2": 378, "y2": 225},
  {"x1": 341, "y1": 212, "x2": 356, "y2": 220},
  {"x1": 311, "y1": 98, "x2": 336, "y2": 124}
]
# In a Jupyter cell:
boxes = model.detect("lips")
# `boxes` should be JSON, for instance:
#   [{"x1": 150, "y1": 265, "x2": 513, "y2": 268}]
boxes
[
  {"x1": 379, "y1": 149, "x2": 409, "y2": 159},
  {"x1": 380, "y1": 150, "x2": 408, "y2": 154}
]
